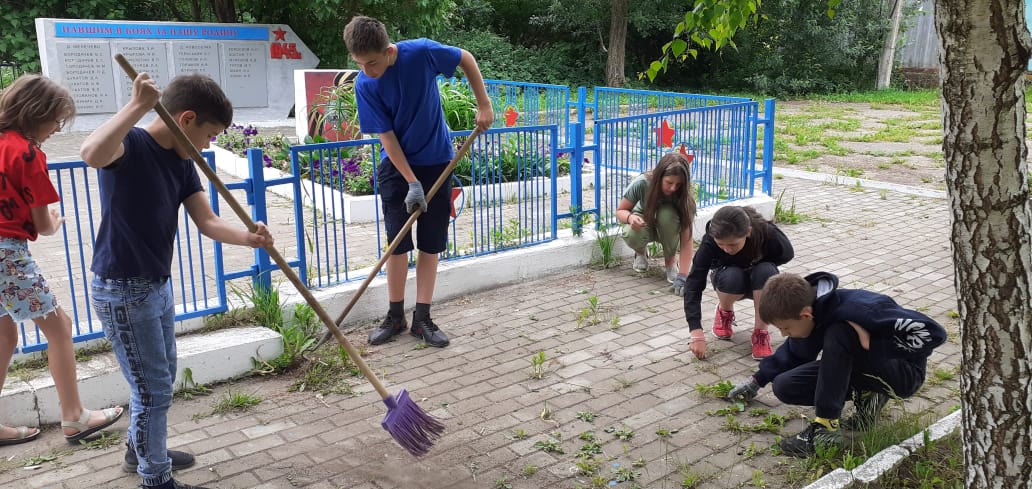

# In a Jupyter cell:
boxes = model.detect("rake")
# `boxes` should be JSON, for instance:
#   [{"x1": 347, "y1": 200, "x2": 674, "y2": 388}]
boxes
[{"x1": 113, "y1": 54, "x2": 474, "y2": 456}]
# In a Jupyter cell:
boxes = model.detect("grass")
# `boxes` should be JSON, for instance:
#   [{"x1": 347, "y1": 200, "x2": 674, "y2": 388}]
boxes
[{"x1": 863, "y1": 429, "x2": 963, "y2": 489}]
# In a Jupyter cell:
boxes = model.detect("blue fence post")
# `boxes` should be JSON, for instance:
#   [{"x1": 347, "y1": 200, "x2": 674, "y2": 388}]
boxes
[
  {"x1": 246, "y1": 148, "x2": 274, "y2": 292},
  {"x1": 761, "y1": 98, "x2": 776, "y2": 195},
  {"x1": 569, "y1": 121, "x2": 584, "y2": 235}
]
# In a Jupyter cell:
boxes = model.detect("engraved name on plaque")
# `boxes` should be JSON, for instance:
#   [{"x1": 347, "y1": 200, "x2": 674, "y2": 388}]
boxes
[
  {"x1": 220, "y1": 43, "x2": 268, "y2": 108},
  {"x1": 55, "y1": 41, "x2": 118, "y2": 113},
  {"x1": 112, "y1": 41, "x2": 171, "y2": 106},
  {"x1": 171, "y1": 43, "x2": 221, "y2": 82}
]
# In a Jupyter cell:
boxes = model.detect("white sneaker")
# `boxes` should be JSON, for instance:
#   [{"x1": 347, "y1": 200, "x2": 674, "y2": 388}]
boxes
[
  {"x1": 632, "y1": 254, "x2": 648, "y2": 272},
  {"x1": 666, "y1": 263, "x2": 679, "y2": 283}
]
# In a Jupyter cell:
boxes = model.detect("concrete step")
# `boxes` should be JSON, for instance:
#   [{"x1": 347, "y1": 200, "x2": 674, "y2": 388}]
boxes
[{"x1": 0, "y1": 326, "x2": 283, "y2": 427}]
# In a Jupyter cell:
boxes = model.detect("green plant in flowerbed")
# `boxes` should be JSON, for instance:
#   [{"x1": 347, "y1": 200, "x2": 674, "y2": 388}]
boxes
[{"x1": 454, "y1": 137, "x2": 573, "y2": 186}]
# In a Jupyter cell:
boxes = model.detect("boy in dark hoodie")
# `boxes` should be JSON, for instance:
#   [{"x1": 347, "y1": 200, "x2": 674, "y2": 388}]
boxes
[{"x1": 726, "y1": 272, "x2": 946, "y2": 457}]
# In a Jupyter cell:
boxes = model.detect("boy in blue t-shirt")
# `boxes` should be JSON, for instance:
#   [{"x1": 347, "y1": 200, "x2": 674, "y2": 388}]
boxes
[
  {"x1": 343, "y1": 15, "x2": 494, "y2": 348},
  {"x1": 727, "y1": 272, "x2": 946, "y2": 457},
  {"x1": 80, "y1": 73, "x2": 273, "y2": 489}
]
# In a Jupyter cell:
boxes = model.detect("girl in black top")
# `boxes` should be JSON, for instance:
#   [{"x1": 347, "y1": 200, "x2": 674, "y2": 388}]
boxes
[{"x1": 682, "y1": 205, "x2": 794, "y2": 360}]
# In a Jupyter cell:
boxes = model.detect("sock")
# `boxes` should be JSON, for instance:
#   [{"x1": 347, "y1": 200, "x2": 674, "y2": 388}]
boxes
[
  {"x1": 388, "y1": 301, "x2": 404, "y2": 320},
  {"x1": 144, "y1": 479, "x2": 175, "y2": 489},
  {"x1": 414, "y1": 302, "x2": 431, "y2": 321},
  {"x1": 815, "y1": 417, "x2": 839, "y2": 431}
]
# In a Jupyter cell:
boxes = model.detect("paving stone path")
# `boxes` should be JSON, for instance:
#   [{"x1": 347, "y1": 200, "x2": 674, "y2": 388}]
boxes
[{"x1": 0, "y1": 165, "x2": 961, "y2": 488}]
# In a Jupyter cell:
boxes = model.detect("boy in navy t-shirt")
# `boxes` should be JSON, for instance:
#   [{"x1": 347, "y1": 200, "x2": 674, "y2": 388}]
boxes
[
  {"x1": 727, "y1": 272, "x2": 946, "y2": 457},
  {"x1": 80, "y1": 73, "x2": 273, "y2": 489},
  {"x1": 343, "y1": 15, "x2": 494, "y2": 348}
]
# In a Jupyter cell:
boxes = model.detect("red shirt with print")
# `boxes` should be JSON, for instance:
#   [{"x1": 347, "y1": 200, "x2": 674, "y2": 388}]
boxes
[{"x1": 0, "y1": 131, "x2": 60, "y2": 241}]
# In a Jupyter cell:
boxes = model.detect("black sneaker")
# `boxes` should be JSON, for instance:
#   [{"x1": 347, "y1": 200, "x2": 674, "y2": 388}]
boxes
[
  {"x1": 410, "y1": 316, "x2": 450, "y2": 347},
  {"x1": 368, "y1": 315, "x2": 407, "y2": 345},
  {"x1": 780, "y1": 422, "x2": 845, "y2": 457},
  {"x1": 842, "y1": 390, "x2": 890, "y2": 431},
  {"x1": 124, "y1": 441, "x2": 196, "y2": 473},
  {"x1": 141, "y1": 478, "x2": 209, "y2": 489}
]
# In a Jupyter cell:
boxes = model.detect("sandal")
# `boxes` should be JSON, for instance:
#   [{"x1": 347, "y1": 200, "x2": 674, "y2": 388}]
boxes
[
  {"x1": 0, "y1": 424, "x2": 41, "y2": 446},
  {"x1": 62, "y1": 406, "x2": 124, "y2": 444}
]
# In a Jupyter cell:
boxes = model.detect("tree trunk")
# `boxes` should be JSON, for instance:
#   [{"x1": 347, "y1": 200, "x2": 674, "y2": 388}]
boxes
[
  {"x1": 211, "y1": 0, "x2": 236, "y2": 23},
  {"x1": 605, "y1": 0, "x2": 628, "y2": 88},
  {"x1": 876, "y1": 0, "x2": 905, "y2": 89},
  {"x1": 935, "y1": 0, "x2": 1032, "y2": 487}
]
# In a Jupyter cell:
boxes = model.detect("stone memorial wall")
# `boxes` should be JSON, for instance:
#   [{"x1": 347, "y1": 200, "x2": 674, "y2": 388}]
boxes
[{"x1": 36, "y1": 18, "x2": 319, "y2": 131}]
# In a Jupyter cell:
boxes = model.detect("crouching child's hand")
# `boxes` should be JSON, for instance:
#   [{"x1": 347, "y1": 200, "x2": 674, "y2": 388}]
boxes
[
  {"x1": 247, "y1": 221, "x2": 274, "y2": 248},
  {"x1": 727, "y1": 377, "x2": 760, "y2": 403}
]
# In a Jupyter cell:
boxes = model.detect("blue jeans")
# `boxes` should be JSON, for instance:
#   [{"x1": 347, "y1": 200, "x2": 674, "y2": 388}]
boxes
[{"x1": 92, "y1": 276, "x2": 175, "y2": 487}]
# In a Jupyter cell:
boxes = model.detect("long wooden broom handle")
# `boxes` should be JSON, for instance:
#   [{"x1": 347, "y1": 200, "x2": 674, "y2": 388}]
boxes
[
  {"x1": 113, "y1": 54, "x2": 393, "y2": 400},
  {"x1": 326, "y1": 128, "x2": 483, "y2": 334}
]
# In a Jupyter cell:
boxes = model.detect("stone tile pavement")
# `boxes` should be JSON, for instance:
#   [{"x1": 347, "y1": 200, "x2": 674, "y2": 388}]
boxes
[{"x1": 1, "y1": 162, "x2": 961, "y2": 488}]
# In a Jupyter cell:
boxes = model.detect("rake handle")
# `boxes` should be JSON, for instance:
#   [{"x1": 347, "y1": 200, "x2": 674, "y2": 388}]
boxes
[
  {"x1": 316, "y1": 128, "x2": 482, "y2": 347},
  {"x1": 113, "y1": 54, "x2": 392, "y2": 400}
]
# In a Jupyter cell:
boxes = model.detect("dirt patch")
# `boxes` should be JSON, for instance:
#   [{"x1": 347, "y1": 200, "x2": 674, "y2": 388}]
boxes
[{"x1": 775, "y1": 100, "x2": 949, "y2": 190}]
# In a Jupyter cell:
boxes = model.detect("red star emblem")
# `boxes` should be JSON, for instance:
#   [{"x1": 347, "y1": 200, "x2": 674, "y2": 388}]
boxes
[
  {"x1": 273, "y1": 27, "x2": 287, "y2": 41},
  {"x1": 450, "y1": 187, "x2": 463, "y2": 218},
  {"x1": 504, "y1": 106, "x2": 520, "y2": 127},
  {"x1": 678, "y1": 143, "x2": 695, "y2": 164},
  {"x1": 655, "y1": 120, "x2": 675, "y2": 148}
]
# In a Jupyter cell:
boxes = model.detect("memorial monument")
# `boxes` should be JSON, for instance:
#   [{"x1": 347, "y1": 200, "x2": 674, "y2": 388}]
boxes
[{"x1": 35, "y1": 18, "x2": 318, "y2": 131}]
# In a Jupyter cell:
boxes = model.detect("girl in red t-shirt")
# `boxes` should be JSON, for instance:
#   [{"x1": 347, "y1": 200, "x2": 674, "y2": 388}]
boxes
[{"x1": 0, "y1": 75, "x2": 122, "y2": 446}]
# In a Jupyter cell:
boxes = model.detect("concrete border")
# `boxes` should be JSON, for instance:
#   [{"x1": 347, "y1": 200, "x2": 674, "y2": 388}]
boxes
[
  {"x1": 801, "y1": 409, "x2": 962, "y2": 489},
  {"x1": 773, "y1": 167, "x2": 947, "y2": 199}
]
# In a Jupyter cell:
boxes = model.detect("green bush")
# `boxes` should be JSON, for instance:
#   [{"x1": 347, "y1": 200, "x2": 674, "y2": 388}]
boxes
[{"x1": 439, "y1": 81, "x2": 477, "y2": 131}]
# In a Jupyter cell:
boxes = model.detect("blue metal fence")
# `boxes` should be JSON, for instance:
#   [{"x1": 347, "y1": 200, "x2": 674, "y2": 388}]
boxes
[
  {"x1": 19, "y1": 83, "x2": 773, "y2": 354},
  {"x1": 288, "y1": 125, "x2": 562, "y2": 290},
  {"x1": 16, "y1": 154, "x2": 229, "y2": 354}
]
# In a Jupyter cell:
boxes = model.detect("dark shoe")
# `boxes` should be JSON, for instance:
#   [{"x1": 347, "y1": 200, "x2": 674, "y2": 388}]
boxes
[
  {"x1": 142, "y1": 479, "x2": 210, "y2": 489},
  {"x1": 842, "y1": 391, "x2": 890, "y2": 431},
  {"x1": 368, "y1": 315, "x2": 407, "y2": 345},
  {"x1": 780, "y1": 422, "x2": 845, "y2": 457},
  {"x1": 124, "y1": 441, "x2": 196, "y2": 473},
  {"x1": 410, "y1": 316, "x2": 450, "y2": 347}
]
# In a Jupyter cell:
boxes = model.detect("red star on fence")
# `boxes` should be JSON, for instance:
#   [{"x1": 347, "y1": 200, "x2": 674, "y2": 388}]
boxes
[
  {"x1": 678, "y1": 143, "x2": 695, "y2": 164},
  {"x1": 450, "y1": 187, "x2": 463, "y2": 218},
  {"x1": 655, "y1": 120, "x2": 675, "y2": 148},
  {"x1": 504, "y1": 106, "x2": 520, "y2": 127}
]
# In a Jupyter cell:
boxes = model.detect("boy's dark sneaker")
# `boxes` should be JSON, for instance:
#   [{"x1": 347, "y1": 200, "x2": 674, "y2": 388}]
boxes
[
  {"x1": 842, "y1": 391, "x2": 890, "y2": 431},
  {"x1": 780, "y1": 422, "x2": 845, "y2": 457},
  {"x1": 410, "y1": 316, "x2": 450, "y2": 347},
  {"x1": 123, "y1": 441, "x2": 196, "y2": 472},
  {"x1": 142, "y1": 478, "x2": 209, "y2": 489},
  {"x1": 368, "y1": 315, "x2": 407, "y2": 345}
]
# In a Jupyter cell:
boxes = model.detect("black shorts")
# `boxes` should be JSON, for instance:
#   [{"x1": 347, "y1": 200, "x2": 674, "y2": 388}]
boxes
[{"x1": 377, "y1": 159, "x2": 452, "y2": 255}]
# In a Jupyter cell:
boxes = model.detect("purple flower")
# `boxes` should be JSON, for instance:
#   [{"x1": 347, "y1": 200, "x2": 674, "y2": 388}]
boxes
[{"x1": 263, "y1": 154, "x2": 273, "y2": 168}]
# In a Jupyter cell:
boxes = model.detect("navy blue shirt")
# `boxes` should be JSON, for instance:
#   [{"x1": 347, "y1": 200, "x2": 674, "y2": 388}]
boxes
[
  {"x1": 753, "y1": 272, "x2": 947, "y2": 387},
  {"x1": 91, "y1": 127, "x2": 203, "y2": 279},
  {"x1": 354, "y1": 38, "x2": 462, "y2": 165}
]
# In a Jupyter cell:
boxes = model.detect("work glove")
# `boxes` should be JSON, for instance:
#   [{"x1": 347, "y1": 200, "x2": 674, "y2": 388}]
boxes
[
  {"x1": 405, "y1": 181, "x2": 427, "y2": 214},
  {"x1": 671, "y1": 274, "x2": 688, "y2": 296},
  {"x1": 727, "y1": 377, "x2": 761, "y2": 403}
]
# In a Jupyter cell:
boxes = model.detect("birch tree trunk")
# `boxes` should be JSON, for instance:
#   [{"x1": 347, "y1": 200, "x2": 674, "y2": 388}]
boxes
[
  {"x1": 605, "y1": 0, "x2": 628, "y2": 87},
  {"x1": 876, "y1": 0, "x2": 905, "y2": 89},
  {"x1": 934, "y1": 0, "x2": 1032, "y2": 486}
]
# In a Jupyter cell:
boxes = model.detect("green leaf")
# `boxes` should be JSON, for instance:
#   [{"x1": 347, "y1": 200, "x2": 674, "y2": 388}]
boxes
[{"x1": 671, "y1": 39, "x2": 688, "y2": 57}]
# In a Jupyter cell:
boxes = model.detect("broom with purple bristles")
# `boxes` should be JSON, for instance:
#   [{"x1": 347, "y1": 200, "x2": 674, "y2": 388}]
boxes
[{"x1": 114, "y1": 54, "x2": 466, "y2": 456}]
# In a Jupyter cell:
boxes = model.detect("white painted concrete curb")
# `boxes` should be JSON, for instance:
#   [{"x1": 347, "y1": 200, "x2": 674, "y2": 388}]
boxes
[
  {"x1": 800, "y1": 409, "x2": 962, "y2": 489},
  {"x1": 0, "y1": 327, "x2": 283, "y2": 427},
  {"x1": 774, "y1": 167, "x2": 947, "y2": 199}
]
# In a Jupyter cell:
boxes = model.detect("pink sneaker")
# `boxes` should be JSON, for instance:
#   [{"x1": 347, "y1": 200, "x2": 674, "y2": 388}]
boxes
[
  {"x1": 713, "y1": 308, "x2": 735, "y2": 339},
  {"x1": 751, "y1": 329, "x2": 773, "y2": 360}
]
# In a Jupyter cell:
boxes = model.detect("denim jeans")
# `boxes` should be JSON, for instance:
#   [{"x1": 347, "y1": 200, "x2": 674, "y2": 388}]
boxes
[{"x1": 92, "y1": 276, "x2": 175, "y2": 487}]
